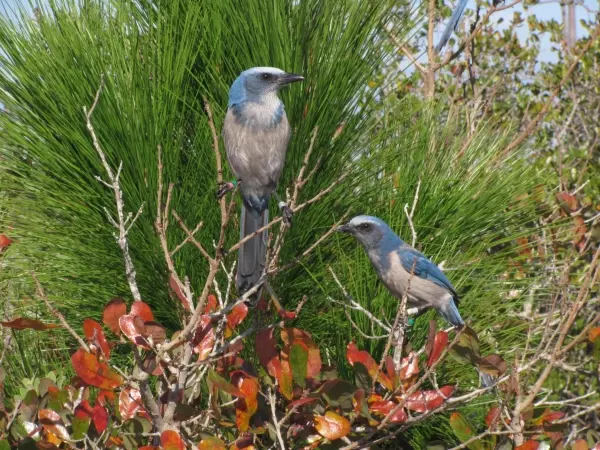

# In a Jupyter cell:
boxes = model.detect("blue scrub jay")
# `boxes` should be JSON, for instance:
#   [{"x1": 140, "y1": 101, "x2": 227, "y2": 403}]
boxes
[
  {"x1": 435, "y1": 0, "x2": 468, "y2": 52},
  {"x1": 221, "y1": 67, "x2": 303, "y2": 296},
  {"x1": 337, "y1": 215, "x2": 494, "y2": 387}
]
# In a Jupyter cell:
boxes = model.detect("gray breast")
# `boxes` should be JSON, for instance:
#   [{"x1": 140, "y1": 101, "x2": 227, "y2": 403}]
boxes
[{"x1": 222, "y1": 107, "x2": 291, "y2": 199}]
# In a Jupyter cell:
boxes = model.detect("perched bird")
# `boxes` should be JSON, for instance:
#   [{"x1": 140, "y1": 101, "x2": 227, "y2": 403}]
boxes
[
  {"x1": 435, "y1": 0, "x2": 468, "y2": 52},
  {"x1": 337, "y1": 215, "x2": 494, "y2": 387},
  {"x1": 222, "y1": 67, "x2": 303, "y2": 296}
]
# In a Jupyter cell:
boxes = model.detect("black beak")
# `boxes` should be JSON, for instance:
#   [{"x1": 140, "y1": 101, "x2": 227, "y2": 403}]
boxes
[
  {"x1": 336, "y1": 224, "x2": 351, "y2": 233},
  {"x1": 279, "y1": 73, "x2": 304, "y2": 86}
]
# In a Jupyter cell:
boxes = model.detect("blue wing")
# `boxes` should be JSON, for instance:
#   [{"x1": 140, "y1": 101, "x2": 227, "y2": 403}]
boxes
[
  {"x1": 435, "y1": 0, "x2": 469, "y2": 52},
  {"x1": 397, "y1": 245, "x2": 458, "y2": 299}
]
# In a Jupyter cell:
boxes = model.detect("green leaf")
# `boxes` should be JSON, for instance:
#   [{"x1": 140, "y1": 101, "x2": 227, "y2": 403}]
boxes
[
  {"x1": 319, "y1": 379, "x2": 356, "y2": 412},
  {"x1": 289, "y1": 342, "x2": 309, "y2": 388},
  {"x1": 122, "y1": 418, "x2": 152, "y2": 450},
  {"x1": 449, "y1": 413, "x2": 484, "y2": 450},
  {"x1": 352, "y1": 362, "x2": 372, "y2": 390},
  {"x1": 0, "y1": 440, "x2": 10, "y2": 450},
  {"x1": 71, "y1": 416, "x2": 91, "y2": 440}
]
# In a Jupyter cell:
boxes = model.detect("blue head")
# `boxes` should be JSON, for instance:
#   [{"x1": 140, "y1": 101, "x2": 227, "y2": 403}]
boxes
[
  {"x1": 228, "y1": 67, "x2": 304, "y2": 108},
  {"x1": 336, "y1": 215, "x2": 403, "y2": 250}
]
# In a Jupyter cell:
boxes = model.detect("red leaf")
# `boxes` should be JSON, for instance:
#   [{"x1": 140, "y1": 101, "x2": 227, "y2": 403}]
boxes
[
  {"x1": 232, "y1": 373, "x2": 259, "y2": 432},
  {"x1": 288, "y1": 396, "x2": 319, "y2": 409},
  {"x1": 405, "y1": 385, "x2": 455, "y2": 412},
  {"x1": 556, "y1": 192, "x2": 578, "y2": 212},
  {"x1": 277, "y1": 309, "x2": 297, "y2": 320},
  {"x1": 161, "y1": 430, "x2": 185, "y2": 450},
  {"x1": 399, "y1": 352, "x2": 419, "y2": 381},
  {"x1": 204, "y1": 294, "x2": 218, "y2": 313},
  {"x1": 573, "y1": 215, "x2": 587, "y2": 250},
  {"x1": 227, "y1": 303, "x2": 249, "y2": 330},
  {"x1": 192, "y1": 315, "x2": 214, "y2": 361},
  {"x1": 91, "y1": 405, "x2": 108, "y2": 433},
  {"x1": 478, "y1": 354, "x2": 507, "y2": 376},
  {"x1": 103, "y1": 298, "x2": 127, "y2": 335},
  {"x1": 346, "y1": 342, "x2": 392, "y2": 390},
  {"x1": 255, "y1": 328, "x2": 279, "y2": 376},
  {"x1": 515, "y1": 441, "x2": 540, "y2": 450},
  {"x1": 281, "y1": 328, "x2": 322, "y2": 378},
  {"x1": 1, "y1": 317, "x2": 59, "y2": 331},
  {"x1": 314, "y1": 411, "x2": 351, "y2": 440},
  {"x1": 427, "y1": 330, "x2": 448, "y2": 367},
  {"x1": 119, "y1": 314, "x2": 150, "y2": 349},
  {"x1": 38, "y1": 409, "x2": 70, "y2": 441},
  {"x1": 130, "y1": 301, "x2": 154, "y2": 322},
  {"x1": 83, "y1": 319, "x2": 111, "y2": 360},
  {"x1": 71, "y1": 348, "x2": 123, "y2": 389},
  {"x1": 368, "y1": 399, "x2": 407, "y2": 423},
  {"x1": 119, "y1": 387, "x2": 144, "y2": 421},
  {"x1": 74, "y1": 400, "x2": 93, "y2": 419},
  {"x1": 169, "y1": 275, "x2": 190, "y2": 311},
  {"x1": 97, "y1": 390, "x2": 116, "y2": 407},
  {"x1": 485, "y1": 406, "x2": 501, "y2": 428},
  {"x1": 0, "y1": 234, "x2": 13, "y2": 250}
]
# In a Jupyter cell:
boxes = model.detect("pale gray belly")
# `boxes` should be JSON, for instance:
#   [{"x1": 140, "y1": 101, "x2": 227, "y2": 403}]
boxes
[{"x1": 222, "y1": 109, "x2": 290, "y2": 198}]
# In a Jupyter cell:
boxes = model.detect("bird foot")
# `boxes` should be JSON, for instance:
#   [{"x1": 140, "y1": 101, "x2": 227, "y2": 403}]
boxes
[
  {"x1": 215, "y1": 180, "x2": 238, "y2": 199},
  {"x1": 278, "y1": 201, "x2": 293, "y2": 226}
]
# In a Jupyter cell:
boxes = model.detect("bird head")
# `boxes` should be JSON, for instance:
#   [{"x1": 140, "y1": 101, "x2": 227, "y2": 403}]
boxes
[
  {"x1": 336, "y1": 215, "x2": 395, "y2": 249},
  {"x1": 228, "y1": 67, "x2": 304, "y2": 107}
]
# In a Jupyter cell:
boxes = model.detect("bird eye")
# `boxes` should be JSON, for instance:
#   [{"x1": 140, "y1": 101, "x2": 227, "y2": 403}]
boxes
[
  {"x1": 360, "y1": 223, "x2": 371, "y2": 231},
  {"x1": 261, "y1": 73, "x2": 273, "y2": 81}
]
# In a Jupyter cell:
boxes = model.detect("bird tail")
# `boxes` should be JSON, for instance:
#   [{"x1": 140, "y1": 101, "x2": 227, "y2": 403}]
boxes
[
  {"x1": 439, "y1": 299, "x2": 465, "y2": 327},
  {"x1": 237, "y1": 203, "x2": 268, "y2": 300},
  {"x1": 435, "y1": 0, "x2": 469, "y2": 52}
]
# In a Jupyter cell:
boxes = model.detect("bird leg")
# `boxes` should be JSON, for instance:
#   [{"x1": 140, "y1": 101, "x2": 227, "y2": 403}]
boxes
[
  {"x1": 272, "y1": 192, "x2": 293, "y2": 226},
  {"x1": 215, "y1": 179, "x2": 239, "y2": 199}
]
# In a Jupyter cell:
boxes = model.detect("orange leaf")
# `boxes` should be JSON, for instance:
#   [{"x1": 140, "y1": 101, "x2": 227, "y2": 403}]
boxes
[
  {"x1": 71, "y1": 348, "x2": 123, "y2": 389},
  {"x1": 161, "y1": 430, "x2": 185, "y2": 450},
  {"x1": 346, "y1": 342, "x2": 392, "y2": 390},
  {"x1": 192, "y1": 315, "x2": 214, "y2": 361},
  {"x1": 405, "y1": 385, "x2": 455, "y2": 412},
  {"x1": 485, "y1": 406, "x2": 501, "y2": 428},
  {"x1": 572, "y1": 441, "x2": 589, "y2": 450},
  {"x1": 198, "y1": 437, "x2": 227, "y2": 450},
  {"x1": 119, "y1": 387, "x2": 144, "y2": 421},
  {"x1": 91, "y1": 405, "x2": 108, "y2": 433},
  {"x1": 0, "y1": 317, "x2": 59, "y2": 331},
  {"x1": 139, "y1": 447, "x2": 161, "y2": 450},
  {"x1": 515, "y1": 441, "x2": 540, "y2": 450},
  {"x1": 204, "y1": 294, "x2": 218, "y2": 313},
  {"x1": 281, "y1": 328, "x2": 322, "y2": 378},
  {"x1": 279, "y1": 359, "x2": 293, "y2": 400},
  {"x1": 103, "y1": 298, "x2": 127, "y2": 335},
  {"x1": 232, "y1": 373, "x2": 259, "y2": 432},
  {"x1": 119, "y1": 314, "x2": 150, "y2": 349},
  {"x1": 170, "y1": 275, "x2": 190, "y2": 311},
  {"x1": 130, "y1": 301, "x2": 154, "y2": 322},
  {"x1": 83, "y1": 319, "x2": 111, "y2": 359},
  {"x1": 427, "y1": 330, "x2": 448, "y2": 367},
  {"x1": 255, "y1": 328, "x2": 279, "y2": 377},
  {"x1": 556, "y1": 192, "x2": 578, "y2": 212},
  {"x1": 533, "y1": 409, "x2": 565, "y2": 425},
  {"x1": 589, "y1": 327, "x2": 600, "y2": 342},
  {"x1": 314, "y1": 411, "x2": 351, "y2": 440},
  {"x1": 0, "y1": 234, "x2": 13, "y2": 250},
  {"x1": 38, "y1": 409, "x2": 70, "y2": 441},
  {"x1": 97, "y1": 390, "x2": 116, "y2": 407},
  {"x1": 227, "y1": 303, "x2": 249, "y2": 330}
]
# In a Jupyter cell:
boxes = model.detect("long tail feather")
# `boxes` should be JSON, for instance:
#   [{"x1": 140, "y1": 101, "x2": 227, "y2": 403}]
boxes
[
  {"x1": 435, "y1": 0, "x2": 469, "y2": 52},
  {"x1": 237, "y1": 204, "x2": 268, "y2": 299},
  {"x1": 439, "y1": 299, "x2": 465, "y2": 327},
  {"x1": 478, "y1": 370, "x2": 496, "y2": 388}
]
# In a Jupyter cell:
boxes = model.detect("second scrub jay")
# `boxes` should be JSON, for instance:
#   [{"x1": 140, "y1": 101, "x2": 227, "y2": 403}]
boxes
[
  {"x1": 222, "y1": 67, "x2": 303, "y2": 296},
  {"x1": 337, "y1": 215, "x2": 494, "y2": 386}
]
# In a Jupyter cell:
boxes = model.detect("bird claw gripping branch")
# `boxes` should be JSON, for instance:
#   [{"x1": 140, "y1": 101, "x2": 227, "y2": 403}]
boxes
[
  {"x1": 278, "y1": 201, "x2": 293, "y2": 226},
  {"x1": 215, "y1": 180, "x2": 238, "y2": 200}
]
